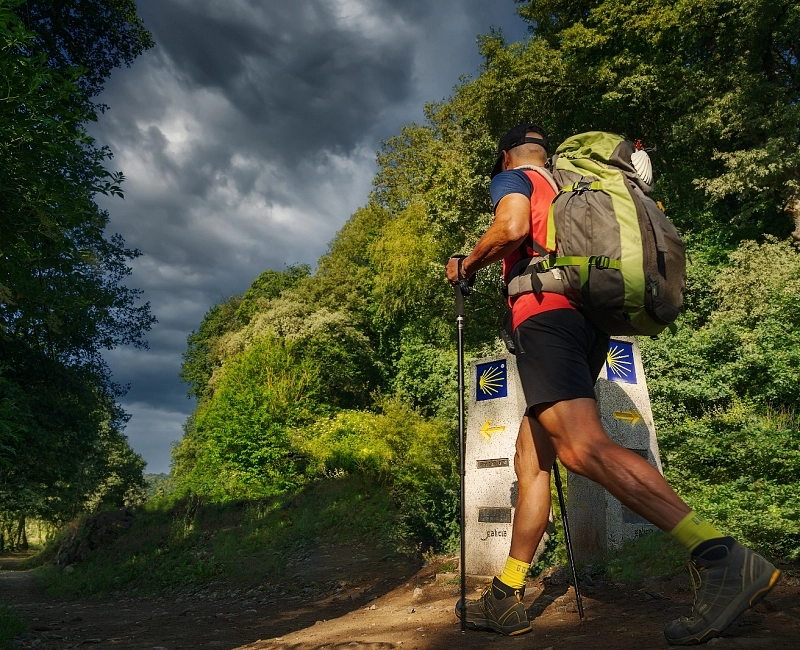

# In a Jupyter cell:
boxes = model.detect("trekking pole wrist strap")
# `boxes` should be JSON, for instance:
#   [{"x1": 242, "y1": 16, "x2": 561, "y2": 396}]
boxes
[{"x1": 451, "y1": 255, "x2": 475, "y2": 295}]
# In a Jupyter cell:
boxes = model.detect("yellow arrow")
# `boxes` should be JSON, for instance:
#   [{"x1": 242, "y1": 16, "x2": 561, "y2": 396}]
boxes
[
  {"x1": 480, "y1": 420, "x2": 506, "y2": 441},
  {"x1": 613, "y1": 409, "x2": 642, "y2": 425}
]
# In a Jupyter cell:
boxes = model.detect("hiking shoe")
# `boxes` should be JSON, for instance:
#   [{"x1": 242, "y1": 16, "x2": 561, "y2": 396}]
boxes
[
  {"x1": 664, "y1": 539, "x2": 781, "y2": 645},
  {"x1": 455, "y1": 576, "x2": 531, "y2": 635}
]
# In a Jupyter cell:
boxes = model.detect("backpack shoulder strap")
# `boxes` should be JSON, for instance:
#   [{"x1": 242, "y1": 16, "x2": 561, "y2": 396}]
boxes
[
  {"x1": 515, "y1": 165, "x2": 559, "y2": 194},
  {"x1": 513, "y1": 166, "x2": 558, "y2": 258}
]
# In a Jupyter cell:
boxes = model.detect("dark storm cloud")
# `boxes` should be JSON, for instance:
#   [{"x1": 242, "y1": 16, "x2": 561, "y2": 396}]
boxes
[
  {"x1": 136, "y1": 0, "x2": 415, "y2": 161},
  {"x1": 94, "y1": 0, "x2": 528, "y2": 472}
]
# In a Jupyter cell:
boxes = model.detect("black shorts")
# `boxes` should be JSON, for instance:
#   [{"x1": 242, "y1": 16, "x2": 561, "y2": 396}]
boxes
[{"x1": 514, "y1": 308, "x2": 610, "y2": 412}]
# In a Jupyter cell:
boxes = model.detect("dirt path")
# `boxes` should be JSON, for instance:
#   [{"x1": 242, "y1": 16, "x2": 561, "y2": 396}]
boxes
[{"x1": 2, "y1": 553, "x2": 799, "y2": 650}]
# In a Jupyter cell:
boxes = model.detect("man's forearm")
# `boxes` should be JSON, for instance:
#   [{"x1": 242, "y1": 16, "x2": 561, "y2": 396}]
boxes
[{"x1": 461, "y1": 234, "x2": 525, "y2": 278}]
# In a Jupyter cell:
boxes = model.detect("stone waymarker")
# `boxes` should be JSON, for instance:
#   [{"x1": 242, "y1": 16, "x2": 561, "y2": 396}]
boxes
[
  {"x1": 464, "y1": 355, "x2": 547, "y2": 578},
  {"x1": 464, "y1": 337, "x2": 662, "y2": 577},
  {"x1": 567, "y1": 336, "x2": 663, "y2": 562}
]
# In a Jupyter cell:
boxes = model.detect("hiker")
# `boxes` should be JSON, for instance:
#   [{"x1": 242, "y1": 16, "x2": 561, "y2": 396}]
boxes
[{"x1": 444, "y1": 124, "x2": 780, "y2": 645}]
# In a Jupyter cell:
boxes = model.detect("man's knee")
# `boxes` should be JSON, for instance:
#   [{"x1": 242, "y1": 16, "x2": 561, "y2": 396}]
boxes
[
  {"x1": 554, "y1": 437, "x2": 613, "y2": 478},
  {"x1": 554, "y1": 444, "x2": 588, "y2": 476}
]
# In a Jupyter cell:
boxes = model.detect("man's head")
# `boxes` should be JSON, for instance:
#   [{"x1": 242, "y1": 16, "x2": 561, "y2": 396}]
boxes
[{"x1": 490, "y1": 124, "x2": 548, "y2": 178}]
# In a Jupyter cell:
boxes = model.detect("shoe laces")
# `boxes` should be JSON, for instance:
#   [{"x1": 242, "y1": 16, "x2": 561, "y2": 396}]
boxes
[{"x1": 687, "y1": 560, "x2": 707, "y2": 613}]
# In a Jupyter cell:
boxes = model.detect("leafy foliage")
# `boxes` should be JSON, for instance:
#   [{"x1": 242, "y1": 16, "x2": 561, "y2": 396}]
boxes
[
  {"x1": 642, "y1": 237, "x2": 800, "y2": 425},
  {"x1": 514, "y1": 0, "x2": 800, "y2": 240},
  {"x1": 640, "y1": 237, "x2": 800, "y2": 557},
  {"x1": 0, "y1": 1, "x2": 153, "y2": 540},
  {"x1": 297, "y1": 400, "x2": 459, "y2": 551},
  {"x1": 14, "y1": 0, "x2": 154, "y2": 98},
  {"x1": 235, "y1": 264, "x2": 311, "y2": 325},
  {"x1": 658, "y1": 405, "x2": 800, "y2": 559},
  {"x1": 174, "y1": 335, "x2": 317, "y2": 501},
  {"x1": 181, "y1": 295, "x2": 243, "y2": 401}
]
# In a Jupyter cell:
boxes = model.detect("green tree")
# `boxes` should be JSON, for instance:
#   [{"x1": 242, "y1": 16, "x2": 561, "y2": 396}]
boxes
[
  {"x1": 0, "y1": 2, "x2": 153, "y2": 529},
  {"x1": 643, "y1": 237, "x2": 800, "y2": 424},
  {"x1": 14, "y1": 0, "x2": 154, "y2": 97},
  {"x1": 512, "y1": 0, "x2": 799, "y2": 240},
  {"x1": 181, "y1": 295, "x2": 243, "y2": 401},
  {"x1": 174, "y1": 334, "x2": 319, "y2": 500},
  {"x1": 312, "y1": 204, "x2": 390, "y2": 329},
  {"x1": 235, "y1": 264, "x2": 310, "y2": 325}
]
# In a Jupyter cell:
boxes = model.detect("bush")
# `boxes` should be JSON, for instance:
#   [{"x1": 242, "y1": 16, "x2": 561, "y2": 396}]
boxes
[
  {"x1": 641, "y1": 237, "x2": 800, "y2": 559},
  {"x1": 298, "y1": 398, "x2": 459, "y2": 552},
  {"x1": 658, "y1": 404, "x2": 800, "y2": 559},
  {"x1": 173, "y1": 334, "x2": 318, "y2": 500}
]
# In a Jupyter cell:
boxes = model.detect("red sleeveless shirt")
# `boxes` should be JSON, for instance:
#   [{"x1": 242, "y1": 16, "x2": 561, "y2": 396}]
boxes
[{"x1": 500, "y1": 168, "x2": 574, "y2": 331}]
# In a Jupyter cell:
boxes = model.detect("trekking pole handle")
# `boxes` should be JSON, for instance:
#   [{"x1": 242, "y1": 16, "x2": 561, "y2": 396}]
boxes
[
  {"x1": 451, "y1": 256, "x2": 474, "y2": 319},
  {"x1": 455, "y1": 282, "x2": 465, "y2": 318}
]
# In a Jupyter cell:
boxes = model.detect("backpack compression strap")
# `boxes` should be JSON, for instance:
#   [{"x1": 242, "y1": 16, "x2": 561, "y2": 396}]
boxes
[
  {"x1": 551, "y1": 180, "x2": 622, "y2": 284},
  {"x1": 505, "y1": 255, "x2": 565, "y2": 297}
]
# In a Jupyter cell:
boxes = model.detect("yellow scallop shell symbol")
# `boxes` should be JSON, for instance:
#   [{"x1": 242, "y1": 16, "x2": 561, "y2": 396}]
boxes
[
  {"x1": 479, "y1": 366, "x2": 504, "y2": 395},
  {"x1": 607, "y1": 344, "x2": 634, "y2": 378}
]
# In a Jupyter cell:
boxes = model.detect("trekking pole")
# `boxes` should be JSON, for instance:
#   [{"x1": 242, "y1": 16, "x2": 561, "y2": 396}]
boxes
[
  {"x1": 553, "y1": 460, "x2": 585, "y2": 620},
  {"x1": 455, "y1": 280, "x2": 467, "y2": 634}
]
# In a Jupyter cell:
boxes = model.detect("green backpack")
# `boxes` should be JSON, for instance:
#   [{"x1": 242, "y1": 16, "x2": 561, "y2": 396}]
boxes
[{"x1": 507, "y1": 131, "x2": 686, "y2": 336}]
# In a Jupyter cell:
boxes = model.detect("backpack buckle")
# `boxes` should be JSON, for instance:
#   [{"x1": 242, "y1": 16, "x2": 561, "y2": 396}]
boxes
[
  {"x1": 530, "y1": 256, "x2": 552, "y2": 273},
  {"x1": 573, "y1": 181, "x2": 594, "y2": 194},
  {"x1": 591, "y1": 255, "x2": 612, "y2": 269}
]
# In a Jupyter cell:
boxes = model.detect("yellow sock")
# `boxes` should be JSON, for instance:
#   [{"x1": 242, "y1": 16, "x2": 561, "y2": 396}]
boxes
[
  {"x1": 670, "y1": 511, "x2": 724, "y2": 553},
  {"x1": 498, "y1": 556, "x2": 531, "y2": 590}
]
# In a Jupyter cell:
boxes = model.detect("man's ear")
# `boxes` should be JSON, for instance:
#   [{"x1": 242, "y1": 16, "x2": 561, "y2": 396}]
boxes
[{"x1": 501, "y1": 149, "x2": 511, "y2": 172}]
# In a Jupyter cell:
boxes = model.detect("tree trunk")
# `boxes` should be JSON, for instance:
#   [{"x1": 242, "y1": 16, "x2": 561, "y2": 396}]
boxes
[
  {"x1": 786, "y1": 199, "x2": 800, "y2": 241},
  {"x1": 14, "y1": 518, "x2": 25, "y2": 550}
]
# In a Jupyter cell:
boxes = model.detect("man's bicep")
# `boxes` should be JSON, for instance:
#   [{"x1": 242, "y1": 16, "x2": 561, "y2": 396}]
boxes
[{"x1": 494, "y1": 193, "x2": 531, "y2": 241}]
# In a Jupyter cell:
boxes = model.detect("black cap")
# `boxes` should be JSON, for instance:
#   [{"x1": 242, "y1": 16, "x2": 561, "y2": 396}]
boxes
[{"x1": 490, "y1": 123, "x2": 548, "y2": 178}]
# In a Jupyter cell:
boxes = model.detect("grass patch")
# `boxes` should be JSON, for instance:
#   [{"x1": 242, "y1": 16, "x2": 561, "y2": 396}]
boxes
[
  {"x1": 31, "y1": 474, "x2": 408, "y2": 599},
  {"x1": 0, "y1": 602, "x2": 26, "y2": 650},
  {"x1": 596, "y1": 531, "x2": 686, "y2": 584}
]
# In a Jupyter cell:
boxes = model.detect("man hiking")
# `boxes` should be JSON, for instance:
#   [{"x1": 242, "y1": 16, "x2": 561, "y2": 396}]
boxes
[{"x1": 444, "y1": 123, "x2": 780, "y2": 645}]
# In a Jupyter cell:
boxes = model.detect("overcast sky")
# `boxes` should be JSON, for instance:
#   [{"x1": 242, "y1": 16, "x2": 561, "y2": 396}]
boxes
[{"x1": 94, "y1": 0, "x2": 529, "y2": 474}]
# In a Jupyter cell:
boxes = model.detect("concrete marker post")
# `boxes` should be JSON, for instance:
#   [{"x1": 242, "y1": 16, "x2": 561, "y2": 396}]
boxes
[
  {"x1": 464, "y1": 354, "x2": 550, "y2": 579},
  {"x1": 567, "y1": 336, "x2": 664, "y2": 563}
]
